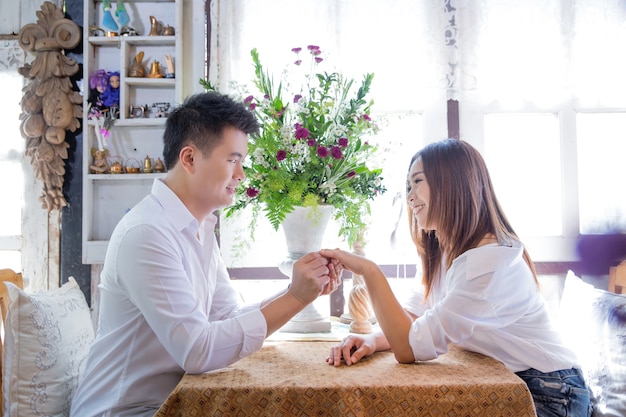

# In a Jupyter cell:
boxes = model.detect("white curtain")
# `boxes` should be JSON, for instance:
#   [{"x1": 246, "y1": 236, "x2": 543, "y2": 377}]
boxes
[
  {"x1": 450, "y1": 0, "x2": 626, "y2": 108},
  {"x1": 209, "y1": 0, "x2": 626, "y2": 268},
  {"x1": 210, "y1": 0, "x2": 449, "y2": 112}
]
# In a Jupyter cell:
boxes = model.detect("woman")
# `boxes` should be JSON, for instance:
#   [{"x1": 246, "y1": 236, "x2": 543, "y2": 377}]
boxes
[{"x1": 321, "y1": 139, "x2": 592, "y2": 417}]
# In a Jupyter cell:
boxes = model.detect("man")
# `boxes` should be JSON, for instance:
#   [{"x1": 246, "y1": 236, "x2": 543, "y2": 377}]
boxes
[{"x1": 71, "y1": 92, "x2": 340, "y2": 417}]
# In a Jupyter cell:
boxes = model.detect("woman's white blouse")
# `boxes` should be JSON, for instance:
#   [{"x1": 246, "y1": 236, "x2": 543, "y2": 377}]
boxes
[{"x1": 403, "y1": 244, "x2": 578, "y2": 373}]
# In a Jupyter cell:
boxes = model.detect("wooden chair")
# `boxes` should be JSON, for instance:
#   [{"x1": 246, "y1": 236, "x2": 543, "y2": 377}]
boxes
[
  {"x1": 0, "y1": 269, "x2": 23, "y2": 323},
  {"x1": 609, "y1": 261, "x2": 626, "y2": 294},
  {"x1": 0, "y1": 269, "x2": 23, "y2": 413}
]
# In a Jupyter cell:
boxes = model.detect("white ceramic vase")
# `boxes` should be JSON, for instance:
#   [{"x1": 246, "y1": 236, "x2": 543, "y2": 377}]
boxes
[{"x1": 279, "y1": 205, "x2": 334, "y2": 333}]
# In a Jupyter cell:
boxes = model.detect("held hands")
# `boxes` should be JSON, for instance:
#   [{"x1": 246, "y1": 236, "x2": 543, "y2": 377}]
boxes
[
  {"x1": 288, "y1": 252, "x2": 343, "y2": 306},
  {"x1": 326, "y1": 334, "x2": 377, "y2": 366},
  {"x1": 319, "y1": 248, "x2": 375, "y2": 278}
]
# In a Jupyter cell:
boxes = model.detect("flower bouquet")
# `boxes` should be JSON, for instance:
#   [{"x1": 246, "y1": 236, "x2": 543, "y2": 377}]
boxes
[{"x1": 202, "y1": 45, "x2": 386, "y2": 246}]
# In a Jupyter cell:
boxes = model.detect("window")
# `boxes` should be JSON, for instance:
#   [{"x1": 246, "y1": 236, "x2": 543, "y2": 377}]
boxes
[
  {"x1": 577, "y1": 113, "x2": 626, "y2": 233},
  {"x1": 0, "y1": 42, "x2": 25, "y2": 272},
  {"x1": 457, "y1": 0, "x2": 626, "y2": 261}
]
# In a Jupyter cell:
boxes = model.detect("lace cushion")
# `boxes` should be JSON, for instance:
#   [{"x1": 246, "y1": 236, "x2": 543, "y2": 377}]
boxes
[
  {"x1": 2, "y1": 277, "x2": 94, "y2": 417},
  {"x1": 559, "y1": 271, "x2": 626, "y2": 417}
]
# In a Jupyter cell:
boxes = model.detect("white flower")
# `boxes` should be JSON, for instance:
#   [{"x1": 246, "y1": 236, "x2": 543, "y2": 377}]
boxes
[
  {"x1": 320, "y1": 181, "x2": 337, "y2": 196},
  {"x1": 252, "y1": 147, "x2": 265, "y2": 163},
  {"x1": 292, "y1": 141, "x2": 310, "y2": 163},
  {"x1": 280, "y1": 124, "x2": 294, "y2": 144}
]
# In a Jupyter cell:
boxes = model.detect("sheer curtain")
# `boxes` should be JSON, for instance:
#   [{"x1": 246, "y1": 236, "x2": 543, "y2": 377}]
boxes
[
  {"x1": 210, "y1": 0, "x2": 626, "y2": 268},
  {"x1": 452, "y1": 0, "x2": 626, "y2": 259},
  {"x1": 209, "y1": 0, "x2": 449, "y2": 271},
  {"x1": 0, "y1": 40, "x2": 26, "y2": 271}
]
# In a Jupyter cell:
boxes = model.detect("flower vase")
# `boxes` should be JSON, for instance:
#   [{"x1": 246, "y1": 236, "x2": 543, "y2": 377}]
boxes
[{"x1": 279, "y1": 205, "x2": 334, "y2": 333}]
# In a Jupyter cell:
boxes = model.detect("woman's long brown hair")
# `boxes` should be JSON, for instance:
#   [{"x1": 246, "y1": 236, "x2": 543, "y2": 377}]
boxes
[{"x1": 407, "y1": 139, "x2": 538, "y2": 298}]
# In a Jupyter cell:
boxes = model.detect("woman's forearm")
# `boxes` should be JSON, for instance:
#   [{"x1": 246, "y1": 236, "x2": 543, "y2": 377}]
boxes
[{"x1": 361, "y1": 264, "x2": 415, "y2": 363}]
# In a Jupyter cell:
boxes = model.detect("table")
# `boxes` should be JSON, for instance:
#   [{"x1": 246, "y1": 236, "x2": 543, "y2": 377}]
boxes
[{"x1": 155, "y1": 341, "x2": 536, "y2": 417}]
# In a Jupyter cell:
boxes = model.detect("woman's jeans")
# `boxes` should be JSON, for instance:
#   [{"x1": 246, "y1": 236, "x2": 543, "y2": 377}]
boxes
[{"x1": 515, "y1": 367, "x2": 592, "y2": 417}]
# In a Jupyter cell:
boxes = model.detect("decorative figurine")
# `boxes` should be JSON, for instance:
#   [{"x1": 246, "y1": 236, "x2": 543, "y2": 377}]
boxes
[
  {"x1": 129, "y1": 51, "x2": 146, "y2": 77},
  {"x1": 109, "y1": 162, "x2": 123, "y2": 174},
  {"x1": 164, "y1": 55, "x2": 175, "y2": 78},
  {"x1": 90, "y1": 148, "x2": 109, "y2": 174},
  {"x1": 101, "y1": 0, "x2": 119, "y2": 32},
  {"x1": 129, "y1": 104, "x2": 148, "y2": 118},
  {"x1": 88, "y1": 69, "x2": 110, "y2": 118},
  {"x1": 120, "y1": 26, "x2": 138, "y2": 36},
  {"x1": 154, "y1": 157, "x2": 165, "y2": 172},
  {"x1": 152, "y1": 102, "x2": 170, "y2": 118},
  {"x1": 125, "y1": 158, "x2": 141, "y2": 174},
  {"x1": 101, "y1": 70, "x2": 120, "y2": 109},
  {"x1": 89, "y1": 25, "x2": 106, "y2": 36},
  {"x1": 162, "y1": 24, "x2": 175, "y2": 36},
  {"x1": 147, "y1": 61, "x2": 164, "y2": 78},
  {"x1": 149, "y1": 16, "x2": 161, "y2": 36},
  {"x1": 115, "y1": 0, "x2": 130, "y2": 27},
  {"x1": 143, "y1": 155, "x2": 153, "y2": 173},
  {"x1": 101, "y1": 0, "x2": 130, "y2": 34}
]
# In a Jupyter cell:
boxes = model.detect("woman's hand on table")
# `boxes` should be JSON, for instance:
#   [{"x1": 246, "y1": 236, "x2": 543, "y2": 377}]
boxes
[{"x1": 326, "y1": 334, "x2": 377, "y2": 366}]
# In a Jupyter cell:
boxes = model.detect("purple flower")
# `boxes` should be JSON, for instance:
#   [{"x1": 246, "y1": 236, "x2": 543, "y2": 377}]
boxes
[
  {"x1": 291, "y1": 47, "x2": 302, "y2": 53},
  {"x1": 295, "y1": 125, "x2": 310, "y2": 140},
  {"x1": 294, "y1": 94, "x2": 303, "y2": 103},
  {"x1": 246, "y1": 187, "x2": 259, "y2": 198},
  {"x1": 276, "y1": 150, "x2": 287, "y2": 161},
  {"x1": 346, "y1": 171, "x2": 356, "y2": 178},
  {"x1": 249, "y1": 103, "x2": 256, "y2": 110},
  {"x1": 330, "y1": 146, "x2": 343, "y2": 159},
  {"x1": 315, "y1": 57, "x2": 323, "y2": 64},
  {"x1": 307, "y1": 139, "x2": 316, "y2": 147},
  {"x1": 360, "y1": 114, "x2": 371, "y2": 122},
  {"x1": 338, "y1": 137, "x2": 348, "y2": 148},
  {"x1": 317, "y1": 146, "x2": 329, "y2": 158},
  {"x1": 307, "y1": 45, "x2": 321, "y2": 55},
  {"x1": 294, "y1": 60, "x2": 302, "y2": 66},
  {"x1": 244, "y1": 95, "x2": 254, "y2": 104}
]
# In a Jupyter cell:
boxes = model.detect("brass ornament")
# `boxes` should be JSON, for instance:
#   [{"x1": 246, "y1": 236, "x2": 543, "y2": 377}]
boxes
[
  {"x1": 18, "y1": 1, "x2": 82, "y2": 210},
  {"x1": 129, "y1": 51, "x2": 146, "y2": 78},
  {"x1": 147, "y1": 61, "x2": 164, "y2": 78},
  {"x1": 142, "y1": 155, "x2": 153, "y2": 173}
]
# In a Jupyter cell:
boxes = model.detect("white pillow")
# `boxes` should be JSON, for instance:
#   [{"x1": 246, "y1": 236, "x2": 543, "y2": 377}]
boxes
[
  {"x1": 2, "y1": 277, "x2": 94, "y2": 417},
  {"x1": 559, "y1": 271, "x2": 626, "y2": 417}
]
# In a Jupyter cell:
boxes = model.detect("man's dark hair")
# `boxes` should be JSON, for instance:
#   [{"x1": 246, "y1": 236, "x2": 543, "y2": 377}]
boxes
[{"x1": 162, "y1": 92, "x2": 259, "y2": 169}]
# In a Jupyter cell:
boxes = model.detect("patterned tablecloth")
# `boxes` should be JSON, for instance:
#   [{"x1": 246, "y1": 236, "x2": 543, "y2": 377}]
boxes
[{"x1": 155, "y1": 340, "x2": 536, "y2": 417}]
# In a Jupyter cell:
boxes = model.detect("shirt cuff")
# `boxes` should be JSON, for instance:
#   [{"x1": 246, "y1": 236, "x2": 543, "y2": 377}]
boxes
[
  {"x1": 409, "y1": 318, "x2": 439, "y2": 361},
  {"x1": 236, "y1": 308, "x2": 266, "y2": 357}
]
